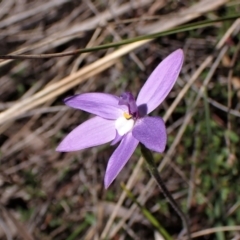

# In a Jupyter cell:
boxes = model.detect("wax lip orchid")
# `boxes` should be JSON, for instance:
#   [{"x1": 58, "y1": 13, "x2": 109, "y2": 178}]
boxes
[{"x1": 56, "y1": 49, "x2": 184, "y2": 188}]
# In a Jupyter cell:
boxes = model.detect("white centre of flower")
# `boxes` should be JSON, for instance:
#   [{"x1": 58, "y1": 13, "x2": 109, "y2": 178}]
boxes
[{"x1": 115, "y1": 115, "x2": 134, "y2": 136}]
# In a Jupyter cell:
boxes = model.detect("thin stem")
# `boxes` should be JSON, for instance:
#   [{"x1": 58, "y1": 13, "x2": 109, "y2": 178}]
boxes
[
  {"x1": 0, "y1": 14, "x2": 239, "y2": 60},
  {"x1": 141, "y1": 144, "x2": 191, "y2": 240}
]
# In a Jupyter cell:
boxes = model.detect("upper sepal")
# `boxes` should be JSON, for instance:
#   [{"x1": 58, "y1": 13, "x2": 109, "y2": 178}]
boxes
[{"x1": 136, "y1": 49, "x2": 184, "y2": 114}]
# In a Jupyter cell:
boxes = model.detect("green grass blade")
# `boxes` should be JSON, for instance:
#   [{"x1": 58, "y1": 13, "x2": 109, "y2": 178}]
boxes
[{"x1": 121, "y1": 183, "x2": 173, "y2": 240}]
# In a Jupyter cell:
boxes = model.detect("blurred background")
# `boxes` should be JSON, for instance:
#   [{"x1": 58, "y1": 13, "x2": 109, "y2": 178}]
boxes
[{"x1": 0, "y1": 0, "x2": 240, "y2": 239}]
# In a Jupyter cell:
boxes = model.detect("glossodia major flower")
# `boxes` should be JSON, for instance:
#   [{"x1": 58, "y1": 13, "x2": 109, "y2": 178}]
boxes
[{"x1": 56, "y1": 49, "x2": 184, "y2": 188}]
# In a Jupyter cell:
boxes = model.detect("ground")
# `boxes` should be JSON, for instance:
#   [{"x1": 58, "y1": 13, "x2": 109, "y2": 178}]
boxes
[{"x1": 0, "y1": 0, "x2": 240, "y2": 240}]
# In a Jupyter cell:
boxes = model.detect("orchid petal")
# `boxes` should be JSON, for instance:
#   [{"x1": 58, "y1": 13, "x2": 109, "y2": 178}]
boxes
[
  {"x1": 65, "y1": 93, "x2": 126, "y2": 119},
  {"x1": 132, "y1": 116, "x2": 167, "y2": 153},
  {"x1": 56, "y1": 117, "x2": 115, "y2": 152},
  {"x1": 111, "y1": 132, "x2": 123, "y2": 146},
  {"x1": 136, "y1": 49, "x2": 184, "y2": 114},
  {"x1": 104, "y1": 132, "x2": 138, "y2": 188}
]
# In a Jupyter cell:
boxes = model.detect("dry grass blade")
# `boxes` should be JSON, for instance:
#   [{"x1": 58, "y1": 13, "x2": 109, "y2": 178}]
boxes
[
  {"x1": 0, "y1": 0, "x2": 15, "y2": 20},
  {"x1": 0, "y1": 0, "x2": 71, "y2": 28},
  {"x1": 185, "y1": 226, "x2": 240, "y2": 239},
  {"x1": 0, "y1": 215, "x2": 12, "y2": 240},
  {"x1": 139, "y1": 0, "x2": 229, "y2": 34},
  {"x1": 0, "y1": 205, "x2": 33, "y2": 240}
]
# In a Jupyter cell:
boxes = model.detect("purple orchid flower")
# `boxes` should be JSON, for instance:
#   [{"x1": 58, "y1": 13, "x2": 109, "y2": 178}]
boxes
[{"x1": 56, "y1": 49, "x2": 184, "y2": 188}]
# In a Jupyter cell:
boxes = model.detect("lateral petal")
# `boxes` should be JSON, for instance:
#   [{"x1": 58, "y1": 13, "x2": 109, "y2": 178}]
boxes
[
  {"x1": 104, "y1": 132, "x2": 139, "y2": 188},
  {"x1": 56, "y1": 116, "x2": 116, "y2": 152},
  {"x1": 65, "y1": 93, "x2": 126, "y2": 119},
  {"x1": 132, "y1": 116, "x2": 167, "y2": 153},
  {"x1": 136, "y1": 49, "x2": 184, "y2": 114}
]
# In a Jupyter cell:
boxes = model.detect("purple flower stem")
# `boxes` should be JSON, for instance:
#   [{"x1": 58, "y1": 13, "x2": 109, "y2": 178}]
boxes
[{"x1": 140, "y1": 143, "x2": 191, "y2": 240}]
